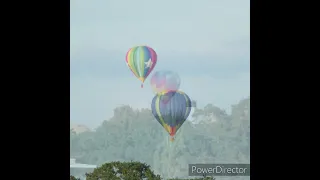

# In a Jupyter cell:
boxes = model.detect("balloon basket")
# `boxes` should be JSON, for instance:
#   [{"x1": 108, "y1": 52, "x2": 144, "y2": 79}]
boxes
[
  {"x1": 170, "y1": 136, "x2": 175, "y2": 142},
  {"x1": 141, "y1": 84, "x2": 143, "y2": 88}
]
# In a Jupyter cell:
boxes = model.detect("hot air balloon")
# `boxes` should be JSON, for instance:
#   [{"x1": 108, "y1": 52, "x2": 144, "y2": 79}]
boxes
[
  {"x1": 150, "y1": 70, "x2": 180, "y2": 94},
  {"x1": 126, "y1": 46, "x2": 157, "y2": 88},
  {"x1": 151, "y1": 91, "x2": 192, "y2": 142}
]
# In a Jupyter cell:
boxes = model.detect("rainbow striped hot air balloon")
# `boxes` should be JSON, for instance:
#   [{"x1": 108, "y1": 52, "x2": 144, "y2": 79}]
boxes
[
  {"x1": 125, "y1": 46, "x2": 157, "y2": 88},
  {"x1": 151, "y1": 90, "x2": 192, "y2": 142}
]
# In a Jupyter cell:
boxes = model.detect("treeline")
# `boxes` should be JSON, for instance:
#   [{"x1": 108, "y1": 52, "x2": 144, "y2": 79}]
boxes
[{"x1": 70, "y1": 98, "x2": 250, "y2": 179}]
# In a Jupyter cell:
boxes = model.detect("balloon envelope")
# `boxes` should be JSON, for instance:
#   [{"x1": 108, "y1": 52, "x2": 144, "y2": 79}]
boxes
[
  {"x1": 126, "y1": 46, "x2": 157, "y2": 87},
  {"x1": 150, "y1": 71, "x2": 180, "y2": 94},
  {"x1": 151, "y1": 91, "x2": 191, "y2": 140}
]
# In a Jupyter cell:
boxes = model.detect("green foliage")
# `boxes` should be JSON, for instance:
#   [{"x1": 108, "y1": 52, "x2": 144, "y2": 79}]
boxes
[
  {"x1": 70, "y1": 98, "x2": 250, "y2": 179},
  {"x1": 70, "y1": 175, "x2": 80, "y2": 180},
  {"x1": 85, "y1": 161, "x2": 161, "y2": 180}
]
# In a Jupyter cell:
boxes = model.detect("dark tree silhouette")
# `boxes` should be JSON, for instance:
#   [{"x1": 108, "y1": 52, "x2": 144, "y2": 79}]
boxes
[
  {"x1": 70, "y1": 175, "x2": 80, "y2": 180},
  {"x1": 85, "y1": 161, "x2": 162, "y2": 180}
]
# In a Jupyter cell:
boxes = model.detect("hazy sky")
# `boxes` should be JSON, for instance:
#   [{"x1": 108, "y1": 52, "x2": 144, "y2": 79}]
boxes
[{"x1": 70, "y1": 0, "x2": 250, "y2": 128}]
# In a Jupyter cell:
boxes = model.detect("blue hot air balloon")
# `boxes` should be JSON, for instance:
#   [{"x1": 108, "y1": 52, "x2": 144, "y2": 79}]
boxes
[{"x1": 151, "y1": 90, "x2": 191, "y2": 141}]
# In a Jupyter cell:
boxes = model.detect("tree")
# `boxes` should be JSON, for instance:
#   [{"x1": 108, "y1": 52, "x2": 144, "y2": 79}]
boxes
[
  {"x1": 70, "y1": 175, "x2": 80, "y2": 180},
  {"x1": 85, "y1": 161, "x2": 162, "y2": 180},
  {"x1": 70, "y1": 98, "x2": 250, "y2": 179}
]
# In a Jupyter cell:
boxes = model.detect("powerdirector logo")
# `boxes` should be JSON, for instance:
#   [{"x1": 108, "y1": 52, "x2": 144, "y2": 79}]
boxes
[{"x1": 189, "y1": 164, "x2": 250, "y2": 176}]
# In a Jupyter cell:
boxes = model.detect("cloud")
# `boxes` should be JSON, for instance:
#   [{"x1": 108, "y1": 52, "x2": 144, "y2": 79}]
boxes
[
  {"x1": 70, "y1": 0, "x2": 250, "y2": 128},
  {"x1": 71, "y1": 0, "x2": 250, "y2": 56}
]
